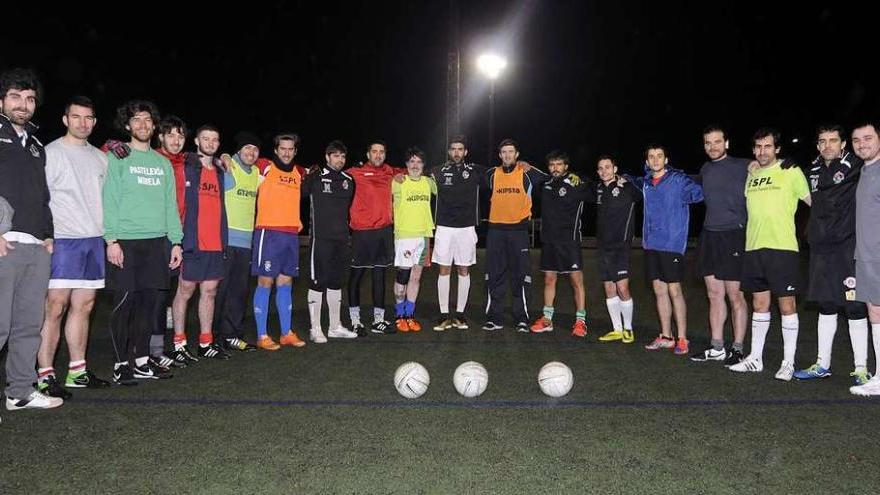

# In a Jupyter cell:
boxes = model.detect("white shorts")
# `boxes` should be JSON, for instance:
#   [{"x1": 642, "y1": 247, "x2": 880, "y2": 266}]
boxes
[
  {"x1": 394, "y1": 237, "x2": 429, "y2": 269},
  {"x1": 431, "y1": 226, "x2": 477, "y2": 266}
]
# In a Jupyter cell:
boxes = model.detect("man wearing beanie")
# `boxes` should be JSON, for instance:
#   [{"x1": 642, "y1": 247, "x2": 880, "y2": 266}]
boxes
[{"x1": 215, "y1": 131, "x2": 262, "y2": 351}]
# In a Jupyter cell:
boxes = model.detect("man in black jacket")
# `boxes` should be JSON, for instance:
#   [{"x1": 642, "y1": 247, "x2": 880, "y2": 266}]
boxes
[{"x1": 0, "y1": 68, "x2": 62, "y2": 411}]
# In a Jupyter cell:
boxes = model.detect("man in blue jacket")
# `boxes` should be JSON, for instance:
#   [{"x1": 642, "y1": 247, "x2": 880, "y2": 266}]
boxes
[{"x1": 628, "y1": 144, "x2": 703, "y2": 355}]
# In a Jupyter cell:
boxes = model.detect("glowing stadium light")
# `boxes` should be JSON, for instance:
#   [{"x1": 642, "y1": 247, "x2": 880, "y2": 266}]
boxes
[
  {"x1": 791, "y1": 138, "x2": 799, "y2": 144},
  {"x1": 477, "y1": 53, "x2": 508, "y2": 80}
]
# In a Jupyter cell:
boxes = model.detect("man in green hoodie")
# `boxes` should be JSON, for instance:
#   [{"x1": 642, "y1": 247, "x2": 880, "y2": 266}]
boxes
[{"x1": 102, "y1": 100, "x2": 183, "y2": 385}]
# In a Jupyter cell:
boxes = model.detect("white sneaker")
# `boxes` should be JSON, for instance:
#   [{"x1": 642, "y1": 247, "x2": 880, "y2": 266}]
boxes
[
  {"x1": 729, "y1": 355, "x2": 764, "y2": 373},
  {"x1": 327, "y1": 326, "x2": 358, "y2": 339},
  {"x1": 6, "y1": 390, "x2": 64, "y2": 410},
  {"x1": 165, "y1": 307, "x2": 174, "y2": 330},
  {"x1": 774, "y1": 360, "x2": 794, "y2": 381},
  {"x1": 310, "y1": 328, "x2": 328, "y2": 344},
  {"x1": 850, "y1": 375, "x2": 880, "y2": 396}
]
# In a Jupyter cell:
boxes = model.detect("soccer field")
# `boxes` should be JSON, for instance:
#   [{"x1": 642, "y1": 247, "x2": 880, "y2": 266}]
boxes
[{"x1": 2, "y1": 249, "x2": 879, "y2": 494}]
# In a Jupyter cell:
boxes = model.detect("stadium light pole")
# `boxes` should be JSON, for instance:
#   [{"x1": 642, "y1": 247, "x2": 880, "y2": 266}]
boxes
[{"x1": 477, "y1": 53, "x2": 507, "y2": 166}]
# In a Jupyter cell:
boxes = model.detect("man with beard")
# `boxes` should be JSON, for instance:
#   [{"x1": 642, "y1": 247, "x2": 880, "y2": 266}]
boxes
[
  {"x1": 431, "y1": 135, "x2": 483, "y2": 331},
  {"x1": 303, "y1": 141, "x2": 358, "y2": 342},
  {"x1": 251, "y1": 133, "x2": 307, "y2": 350},
  {"x1": 529, "y1": 151, "x2": 590, "y2": 337},
  {"x1": 0, "y1": 68, "x2": 63, "y2": 411},
  {"x1": 36, "y1": 96, "x2": 110, "y2": 400},
  {"x1": 103, "y1": 100, "x2": 182, "y2": 384},
  {"x1": 170, "y1": 125, "x2": 230, "y2": 362}
]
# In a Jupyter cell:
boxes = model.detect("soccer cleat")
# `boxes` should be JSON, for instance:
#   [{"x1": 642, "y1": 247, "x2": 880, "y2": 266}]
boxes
[
  {"x1": 38, "y1": 375, "x2": 72, "y2": 400},
  {"x1": 571, "y1": 320, "x2": 588, "y2": 338},
  {"x1": 5, "y1": 390, "x2": 63, "y2": 411},
  {"x1": 112, "y1": 364, "x2": 138, "y2": 386},
  {"x1": 371, "y1": 320, "x2": 396, "y2": 334},
  {"x1": 280, "y1": 332, "x2": 306, "y2": 347},
  {"x1": 621, "y1": 329, "x2": 635, "y2": 344},
  {"x1": 223, "y1": 338, "x2": 257, "y2": 352},
  {"x1": 850, "y1": 369, "x2": 873, "y2": 386},
  {"x1": 729, "y1": 355, "x2": 764, "y2": 373},
  {"x1": 257, "y1": 335, "x2": 281, "y2": 351},
  {"x1": 774, "y1": 361, "x2": 795, "y2": 382},
  {"x1": 644, "y1": 335, "x2": 675, "y2": 351},
  {"x1": 724, "y1": 349, "x2": 745, "y2": 367},
  {"x1": 198, "y1": 343, "x2": 231, "y2": 360},
  {"x1": 354, "y1": 322, "x2": 369, "y2": 337},
  {"x1": 850, "y1": 375, "x2": 880, "y2": 396},
  {"x1": 65, "y1": 370, "x2": 111, "y2": 389},
  {"x1": 133, "y1": 362, "x2": 172, "y2": 380},
  {"x1": 328, "y1": 326, "x2": 358, "y2": 339},
  {"x1": 598, "y1": 330, "x2": 623, "y2": 342},
  {"x1": 148, "y1": 354, "x2": 175, "y2": 372},
  {"x1": 406, "y1": 318, "x2": 422, "y2": 332},
  {"x1": 673, "y1": 339, "x2": 690, "y2": 355},
  {"x1": 453, "y1": 314, "x2": 469, "y2": 330},
  {"x1": 516, "y1": 322, "x2": 529, "y2": 333},
  {"x1": 689, "y1": 346, "x2": 727, "y2": 362},
  {"x1": 396, "y1": 317, "x2": 410, "y2": 333},
  {"x1": 434, "y1": 316, "x2": 453, "y2": 332},
  {"x1": 530, "y1": 316, "x2": 553, "y2": 333},
  {"x1": 310, "y1": 328, "x2": 328, "y2": 343},
  {"x1": 171, "y1": 346, "x2": 199, "y2": 364},
  {"x1": 482, "y1": 321, "x2": 502, "y2": 331},
  {"x1": 793, "y1": 363, "x2": 832, "y2": 380}
]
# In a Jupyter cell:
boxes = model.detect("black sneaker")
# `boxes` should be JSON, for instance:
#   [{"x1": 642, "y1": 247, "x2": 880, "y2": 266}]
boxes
[
  {"x1": 223, "y1": 337, "x2": 257, "y2": 352},
  {"x1": 65, "y1": 369, "x2": 111, "y2": 389},
  {"x1": 148, "y1": 355, "x2": 173, "y2": 373},
  {"x1": 113, "y1": 364, "x2": 138, "y2": 386},
  {"x1": 690, "y1": 346, "x2": 727, "y2": 362},
  {"x1": 145, "y1": 361, "x2": 173, "y2": 379},
  {"x1": 481, "y1": 321, "x2": 503, "y2": 331},
  {"x1": 354, "y1": 322, "x2": 369, "y2": 337},
  {"x1": 198, "y1": 343, "x2": 231, "y2": 360},
  {"x1": 371, "y1": 320, "x2": 396, "y2": 334},
  {"x1": 171, "y1": 346, "x2": 199, "y2": 365},
  {"x1": 516, "y1": 322, "x2": 529, "y2": 333},
  {"x1": 724, "y1": 348, "x2": 745, "y2": 367},
  {"x1": 434, "y1": 315, "x2": 453, "y2": 332},
  {"x1": 453, "y1": 314, "x2": 469, "y2": 330},
  {"x1": 38, "y1": 375, "x2": 72, "y2": 400}
]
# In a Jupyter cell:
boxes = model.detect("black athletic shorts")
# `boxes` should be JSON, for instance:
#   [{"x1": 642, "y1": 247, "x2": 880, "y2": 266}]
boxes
[
  {"x1": 310, "y1": 237, "x2": 348, "y2": 289},
  {"x1": 598, "y1": 246, "x2": 631, "y2": 282},
  {"x1": 106, "y1": 237, "x2": 170, "y2": 291},
  {"x1": 644, "y1": 249, "x2": 685, "y2": 284},
  {"x1": 807, "y1": 245, "x2": 856, "y2": 304},
  {"x1": 741, "y1": 248, "x2": 799, "y2": 296},
  {"x1": 698, "y1": 228, "x2": 745, "y2": 281},
  {"x1": 180, "y1": 251, "x2": 225, "y2": 282},
  {"x1": 540, "y1": 241, "x2": 583, "y2": 273},
  {"x1": 351, "y1": 225, "x2": 393, "y2": 268}
]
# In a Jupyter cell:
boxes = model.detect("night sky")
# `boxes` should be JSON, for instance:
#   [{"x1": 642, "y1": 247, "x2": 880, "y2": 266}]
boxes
[{"x1": 4, "y1": 2, "x2": 878, "y2": 175}]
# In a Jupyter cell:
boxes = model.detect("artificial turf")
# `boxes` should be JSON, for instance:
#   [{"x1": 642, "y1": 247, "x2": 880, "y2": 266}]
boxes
[{"x1": 2, "y1": 249, "x2": 879, "y2": 494}]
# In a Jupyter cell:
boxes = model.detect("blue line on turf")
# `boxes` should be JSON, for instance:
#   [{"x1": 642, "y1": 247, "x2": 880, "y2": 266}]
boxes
[{"x1": 76, "y1": 397, "x2": 880, "y2": 409}]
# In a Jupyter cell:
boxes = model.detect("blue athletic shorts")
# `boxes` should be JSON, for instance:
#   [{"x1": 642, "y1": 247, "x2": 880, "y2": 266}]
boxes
[
  {"x1": 251, "y1": 229, "x2": 300, "y2": 278},
  {"x1": 49, "y1": 237, "x2": 105, "y2": 289}
]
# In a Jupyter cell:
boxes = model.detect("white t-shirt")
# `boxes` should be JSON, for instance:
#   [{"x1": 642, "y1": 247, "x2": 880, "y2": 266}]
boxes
[{"x1": 45, "y1": 138, "x2": 108, "y2": 238}]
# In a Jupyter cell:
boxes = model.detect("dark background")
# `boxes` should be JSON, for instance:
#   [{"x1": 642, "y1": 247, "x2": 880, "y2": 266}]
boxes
[{"x1": 4, "y1": 1, "x2": 878, "y2": 174}]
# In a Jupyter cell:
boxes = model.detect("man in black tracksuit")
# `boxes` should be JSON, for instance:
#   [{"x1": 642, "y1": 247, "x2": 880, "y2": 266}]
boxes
[
  {"x1": 303, "y1": 140, "x2": 358, "y2": 342},
  {"x1": 482, "y1": 139, "x2": 548, "y2": 332},
  {"x1": 793, "y1": 124, "x2": 870, "y2": 384},
  {"x1": 591, "y1": 155, "x2": 641, "y2": 344},
  {"x1": 529, "y1": 151, "x2": 591, "y2": 337}
]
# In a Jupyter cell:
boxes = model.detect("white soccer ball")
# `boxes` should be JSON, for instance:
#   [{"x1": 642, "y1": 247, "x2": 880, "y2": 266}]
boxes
[
  {"x1": 538, "y1": 361, "x2": 573, "y2": 397},
  {"x1": 453, "y1": 361, "x2": 489, "y2": 398},
  {"x1": 394, "y1": 362, "x2": 430, "y2": 399}
]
